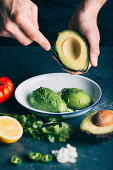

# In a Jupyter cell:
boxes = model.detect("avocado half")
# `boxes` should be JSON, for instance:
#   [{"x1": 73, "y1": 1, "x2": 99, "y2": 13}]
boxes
[
  {"x1": 55, "y1": 30, "x2": 89, "y2": 72},
  {"x1": 80, "y1": 110, "x2": 113, "y2": 139}
]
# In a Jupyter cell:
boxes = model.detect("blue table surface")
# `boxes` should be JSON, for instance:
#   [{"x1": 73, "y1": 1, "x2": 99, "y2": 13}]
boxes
[{"x1": 0, "y1": 46, "x2": 113, "y2": 170}]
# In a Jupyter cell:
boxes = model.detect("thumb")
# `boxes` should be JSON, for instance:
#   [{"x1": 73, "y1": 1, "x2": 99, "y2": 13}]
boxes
[
  {"x1": 90, "y1": 46, "x2": 100, "y2": 67},
  {"x1": 86, "y1": 28, "x2": 100, "y2": 67}
]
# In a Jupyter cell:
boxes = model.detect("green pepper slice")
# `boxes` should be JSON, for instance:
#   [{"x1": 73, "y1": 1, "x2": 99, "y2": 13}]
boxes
[
  {"x1": 10, "y1": 156, "x2": 21, "y2": 165},
  {"x1": 27, "y1": 152, "x2": 43, "y2": 161},
  {"x1": 41, "y1": 154, "x2": 53, "y2": 163}
]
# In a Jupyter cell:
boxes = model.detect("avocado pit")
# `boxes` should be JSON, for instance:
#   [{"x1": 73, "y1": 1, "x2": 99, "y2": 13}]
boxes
[{"x1": 92, "y1": 110, "x2": 113, "y2": 127}]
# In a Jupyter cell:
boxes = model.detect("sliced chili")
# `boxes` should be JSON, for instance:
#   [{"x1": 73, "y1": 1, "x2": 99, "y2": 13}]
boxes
[
  {"x1": 27, "y1": 152, "x2": 43, "y2": 161},
  {"x1": 10, "y1": 156, "x2": 21, "y2": 165},
  {"x1": 41, "y1": 154, "x2": 53, "y2": 163}
]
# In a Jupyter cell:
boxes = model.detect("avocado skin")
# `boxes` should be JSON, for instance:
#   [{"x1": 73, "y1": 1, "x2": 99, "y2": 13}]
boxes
[
  {"x1": 29, "y1": 87, "x2": 68, "y2": 113},
  {"x1": 55, "y1": 30, "x2": 89, "y2": 72},
  {"x1": 80, "y1": 110, "x2": 113, "y2": 139},
  {"x1": 81, "y1": 130, "x2": 113, "y2": 140},
  {"x1": 60, "y1": 88, "x2": 93, "y2": 110}
]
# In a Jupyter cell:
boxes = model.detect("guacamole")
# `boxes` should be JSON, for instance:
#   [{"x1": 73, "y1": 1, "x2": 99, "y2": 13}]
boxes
[{"x1": 29, "y1": 87, "x2": 68, "y2": 113}]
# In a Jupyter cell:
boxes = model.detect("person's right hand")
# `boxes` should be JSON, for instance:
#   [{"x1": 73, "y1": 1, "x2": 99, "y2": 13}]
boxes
[{"x1": 0, "y1": 0, "x2": 51, "y2": 50}]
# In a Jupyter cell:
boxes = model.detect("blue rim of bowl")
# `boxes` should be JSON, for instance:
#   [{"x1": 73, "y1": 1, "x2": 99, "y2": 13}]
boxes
[{"x1": 15, "y1": 73, "x2": 103, "y2": 116}]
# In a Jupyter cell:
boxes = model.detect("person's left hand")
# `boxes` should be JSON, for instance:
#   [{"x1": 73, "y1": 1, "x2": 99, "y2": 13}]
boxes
[
  {"x1": 68, "y1": 3, "x2": 100, "y2": 74},
  {"x1": 52, "y1": 1, "x2": 100, "y2": 75}
]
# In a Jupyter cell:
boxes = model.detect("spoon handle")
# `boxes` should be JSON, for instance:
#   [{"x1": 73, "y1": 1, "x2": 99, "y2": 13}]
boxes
[{"x1": 50, "y1": 48, "x2": 58, "y2": 58}]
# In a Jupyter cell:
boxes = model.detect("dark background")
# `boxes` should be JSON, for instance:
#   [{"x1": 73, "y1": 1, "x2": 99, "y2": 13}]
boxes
[{"x1": 0, "y1": 0, "x2": 112, "y2": 46}]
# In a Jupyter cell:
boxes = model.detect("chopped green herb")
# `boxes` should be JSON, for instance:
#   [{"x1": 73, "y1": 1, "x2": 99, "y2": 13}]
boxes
[
  {"x1": 48, "y1": 115, "x2": 63, "y2": 123},
  {"x1": 48, "y1": 135, "x2": 55, "y2": 143},
  {"x1": 16, "y1": 115, "x2": 27, "y2": 128}
]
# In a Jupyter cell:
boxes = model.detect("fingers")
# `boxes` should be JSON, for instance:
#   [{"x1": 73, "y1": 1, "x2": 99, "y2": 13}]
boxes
[
  {"x1": 87, "y1": 62, "x2": 92, "y2": 70},
  {"x1": 30, "y1": 4, "x2": 39, "y2": 27},
  {"x1": 62, "y1": 67, "x2": 84, "y2": 75},
  {"x1": 62, "y1": 64, "x2": 91, "y2": 75},
  {"x1": 52, "y1": 54, "x2": 91, "y2": 75},
  {"x1": 5, "y1": 20, "x2": 33, "y2": 45},
  {"x1": 0, "y1": 30, "x2": 13, "y2": 38},
  {"x1": 15, "y1": 13, "x2": 51, "y2": 50},
  {"x1": 3, "y1": 1, "x2": 50, "y2": 49}
]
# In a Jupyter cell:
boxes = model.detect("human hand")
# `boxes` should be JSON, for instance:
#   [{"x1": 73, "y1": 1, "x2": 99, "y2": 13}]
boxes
[
  {"x1": 52, "y1": 0, "x2": 101, "y2": 74},
  {"x1": 68, "y1": 0, "x2": 101, "y2": 74},
  {"x1": 0, "y1": 0, "x2": 51, "y2": 50}
]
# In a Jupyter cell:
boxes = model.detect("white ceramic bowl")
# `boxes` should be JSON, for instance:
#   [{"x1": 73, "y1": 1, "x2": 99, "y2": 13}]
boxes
[{"x1": 15, "y1": 73, "x2": 102, "y2": 119}]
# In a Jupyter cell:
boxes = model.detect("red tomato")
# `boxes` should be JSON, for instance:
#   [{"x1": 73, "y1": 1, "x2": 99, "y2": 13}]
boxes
[{"x1": 0, "y1": 77, "x2": 13, "y2": 103}]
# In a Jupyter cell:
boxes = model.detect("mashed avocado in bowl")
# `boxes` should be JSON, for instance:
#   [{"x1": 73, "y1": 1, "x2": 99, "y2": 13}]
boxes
[
  {"x1": 29, "y1": 87, "x2": 92, "y2": 113},
  {"x1": 29, "y1": 87, "x2": 68, "y2": 113}
]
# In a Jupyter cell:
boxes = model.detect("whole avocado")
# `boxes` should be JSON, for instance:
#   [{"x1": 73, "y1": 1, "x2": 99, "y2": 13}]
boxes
[
  {"x1": 29, "y1": 87, "x2": 68, "y2": 113},
  {"x1": 60, "y1": 88, "x2": 92, "y2": 110}
]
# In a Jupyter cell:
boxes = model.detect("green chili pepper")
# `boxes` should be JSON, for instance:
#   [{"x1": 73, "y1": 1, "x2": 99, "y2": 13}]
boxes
[
  {"x1": 27, "y1": 152, "x2": 43, "y2": 161},
  {"x1": 41, "y1": 154, "x2": 53, "y2": 163},
  {"x1": 10, "y1": 156, "x2": 22, "y2": 165}
]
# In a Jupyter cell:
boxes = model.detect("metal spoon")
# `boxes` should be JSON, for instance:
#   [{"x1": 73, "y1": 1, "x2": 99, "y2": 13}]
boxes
[{"x1": 50, "y1": 48, "x2": 58, "y2": 58}]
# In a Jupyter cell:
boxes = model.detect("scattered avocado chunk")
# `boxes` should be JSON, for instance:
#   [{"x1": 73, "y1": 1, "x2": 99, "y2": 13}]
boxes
[
  {"x1": 80, "y1": 110, "x2": 113, "y2": 139},
  {"x1": 60, "y1": 88, "x2": 93, "y2": 110},
  {"x1": 29, "y1": 87, "x2": 68, "y2": 113},
  {"x1": 55, "y1": 30, "x2": 89, "y2": 72}
]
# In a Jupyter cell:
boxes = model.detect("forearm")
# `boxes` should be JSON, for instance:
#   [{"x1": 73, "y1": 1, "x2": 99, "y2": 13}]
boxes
[
  {"x1": 96, "y1": 0, "x2": 107, "y2": 8},
  {"x1": 80, "y1": 0, "x2": 107, "y2": 17}
]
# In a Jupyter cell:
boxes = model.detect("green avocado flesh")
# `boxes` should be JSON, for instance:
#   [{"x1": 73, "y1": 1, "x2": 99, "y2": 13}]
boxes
[
  {"x1": 55, "y1": 30, "x2": 89, "y2": 72},
  {"x1": 60, "y1": 88, "x2": 92, "y2": 110},
  {"x1": 80, "y1": 110, "x2": 113, "y2": 137},
  {"x1": 29, "y1": 87, "x2": 68, "y2": 113}
]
